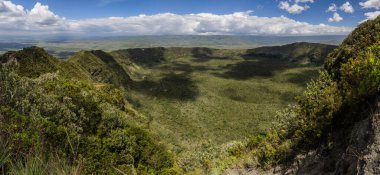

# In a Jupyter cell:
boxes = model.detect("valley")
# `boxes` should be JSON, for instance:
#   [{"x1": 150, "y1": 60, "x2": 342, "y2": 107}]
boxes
[
  {"x1": 124, "y1": 48, "x2": 322, "y2": 171},
  {"x1": 0, "y1": 42, "x2": 336, "y2": 174},
  {"x1": 1, "y1": 0, "x2": 379, "y2": 174}
]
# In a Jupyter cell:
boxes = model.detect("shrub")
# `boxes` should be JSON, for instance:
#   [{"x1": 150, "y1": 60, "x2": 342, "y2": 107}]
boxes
[
  {"x1": 295, "y1": 71, "x2": 342, "y2": 145},
  {"x1": 340, "y1": 45, "x2": 380, "y2": 101},
  {"x1": 0, "y1": 67, "x2": 175, "y2": 174}
]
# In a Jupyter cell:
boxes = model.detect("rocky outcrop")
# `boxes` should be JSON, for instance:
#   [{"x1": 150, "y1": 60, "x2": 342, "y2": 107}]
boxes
[
  {"x1": 278, "y1": 99, "x2": 380, "y2": 175},
  {"x1": 359, "y1": 101, "x2": 380, "y2": 174}
]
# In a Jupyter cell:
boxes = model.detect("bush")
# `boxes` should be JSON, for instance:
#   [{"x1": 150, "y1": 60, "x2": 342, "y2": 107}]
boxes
[
  {"x1": 340, "y1": 45, "x2": 380, "y2": 101},
  {"x1": 295, "y1": 71, "x2": 342, "y2": 144},
  {"x1": 0, "y1": 67, "x2": 175, "y2": 174},
  {"x1": 232, "y1": 71, "x2": 343, "y2": 169}
]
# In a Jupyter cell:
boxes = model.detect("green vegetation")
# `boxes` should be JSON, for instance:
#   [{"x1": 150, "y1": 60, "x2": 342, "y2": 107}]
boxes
[
  {"x1": 0, "y1": 47, "x2": 59, "y2": 78},
  {"x1": 0, "y1": 41, "x2": 334, "y2": 174},
  {"x1": 225, "y1": 16, "x2": 380, "y2": 173},
  {"x1": 120, "y1": 48, "x2": 322, "y2": 173},
  {"x1": 0, "y1": 66, "x2": 175, "y2": 174}
]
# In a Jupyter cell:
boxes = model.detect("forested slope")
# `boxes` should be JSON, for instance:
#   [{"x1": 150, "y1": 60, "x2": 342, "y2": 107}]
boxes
[
  {"x1": 224, "y1": 15, "x2": 380, "y2": 175},
  {"x1": 0, "y1": 48, "x2": 178, "y2": 174}
]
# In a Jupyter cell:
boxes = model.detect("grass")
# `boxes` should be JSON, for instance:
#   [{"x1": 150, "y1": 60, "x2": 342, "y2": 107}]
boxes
[
  {"x1": 9, "y1": 154, "x2": 82, "y2": 175},
  {"x1": 0, "y1": 138, "x2": 81, "y2": 175},
  {"x1": 124, "y1": 49, "x2": 321, "y2": 172}
]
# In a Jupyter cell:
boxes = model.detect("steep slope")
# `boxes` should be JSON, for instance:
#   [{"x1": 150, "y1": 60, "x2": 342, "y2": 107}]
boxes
[
  {"x1": 0, "y1": 48, "x2": 176, "y2": 174},
  {"x1": 276, "y1": 17, "x2": 380, "y2": 175},
  {"x1": 111, "y1": 47, "x2": 167, "y2": 66},
  {"x1": 56, "y1": 60, "x2": 93, "y2": 80},
  {"x1": 222, "y1": 17, "x2": 380, "y2": 175},
  {"x1": 360, "y1": 101, "x2": 380, "y2": 174},
  {"x1": 325, "y1": 16, "x2": 380, "y2": 78},
  {"x1": 246, "y1": 42, "x2": 337, "y2": 64},
  {"x1": 69, "y1": 50, "x2": 132, "y2": 86}
]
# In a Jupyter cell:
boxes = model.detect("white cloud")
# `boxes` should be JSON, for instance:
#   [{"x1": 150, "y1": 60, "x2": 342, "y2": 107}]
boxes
[
  {"x1": 340, "y1": 2, "x2": 354, "y2": 13},
  {"x1": 0, "y1": 1, "x2": 66, "y2": 34},
  {"x1": 295, "y1": 0, "x2": 314, "y2": 3},
  {"x1": 362, "y1": 11, "x2": 380, "y2": 22},
  {"x1": 326, "y1": 2, "x2": 353, "y2": 22},
  {"x1": 279, "y1": 1, "x2": 310, "y2": 14},
  {"x1": 28, "y1": 2, "x2": 63, "y2": 25},
  {"x1": 0, "y1": 1, "x2": 353, "y2": 36},
  {"x1": 327, "y1": 3, "x2": 337, "y2": 12},
  {"x1": 0, "y1": 0, "x2": 25, "y2": 16},
  {"x1": 360, "y1": 0, "x2": 380, "y2": 9},
  {"x1": 68, "y1": 12, "x2": 352, "y2": 36},
  {"x1": 329, "y1": 12, "x2": 343, "y2": 22}
]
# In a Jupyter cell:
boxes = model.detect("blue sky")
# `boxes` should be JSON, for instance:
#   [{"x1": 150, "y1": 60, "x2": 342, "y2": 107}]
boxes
[
  {"x1": 10, "y1": 0, "x2": 373, "y2": 26},
  {"x1": 1, "y1": 0, "x2": 380, "y2": 36}
]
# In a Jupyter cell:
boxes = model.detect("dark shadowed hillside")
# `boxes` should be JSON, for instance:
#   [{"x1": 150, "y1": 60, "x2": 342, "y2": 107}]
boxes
[
  {"x1": 112, "y1": 47, "x2": 166, "y2": 66},
  {"x1": 245, "y1": 42, "x2": 337, "y2": 64},
  {"x1": 69, "y1": 50, "x2": 132, "y2": 86}
]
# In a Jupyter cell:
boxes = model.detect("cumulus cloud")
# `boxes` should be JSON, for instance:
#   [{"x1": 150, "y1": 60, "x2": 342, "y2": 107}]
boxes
[
  {"x1": 359, "y1": 0, "x2": 380, "y2": 22},
  {"x1": 279, "y1": 1, "x2": 310, "y2": 14},
  {"x1": 0, "y1": 0, "x2": 25, "y2": 16},
  {"x1": 28, "y1": 2, "x2": 63, "y2": 25},
  {"x1": 0, "y1": 1, "x2": 353, "y2": 36},
  {"x1": 327, "y1": 3, "x2": 338, "y2": 12},
  {"x1": 68, "y1": 12, "x2": 352, "y2": 36},
  {"x1": 329, "y1": 12, "x2": 343, "y2": 22},
  {"x1": 362, "y1": 11, "x2": 380, "y2": 22},
  {"x1": 0, "y1": 1, "x2": 66, "y2": 35},
  {"x1": 340, "y1": 2, "x2": 354, "y2": 13},
  {"x1": 327, "y1": 2, "x2": 354, "y2": 13},
  {"x1": 326, "y1": 2, "x2": 354, "y2": 22},
  {"x1": 360, "y1": 0, "x2": 380, "y2": 9},
  {"x1": 294, "y1": 0, "x2": 314, "y2": 3}
]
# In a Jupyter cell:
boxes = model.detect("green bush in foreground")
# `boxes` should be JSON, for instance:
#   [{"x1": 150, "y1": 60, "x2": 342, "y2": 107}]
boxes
[{"x1": 0, "y1": 67, "x2": 176, "y2": 174}]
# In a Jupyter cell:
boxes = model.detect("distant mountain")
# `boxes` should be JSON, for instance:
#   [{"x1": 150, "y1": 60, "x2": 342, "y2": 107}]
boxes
[
  {"x1": 0, "y1": 35, "x2": 346, "y2": 59},
  {"x1": 26, "y1": 35, "x2": 345, "y2": 58},
  {"x1": 0, "y1": 42, "x2": 33, "y2": 50},
  {"x1": 47, "y1": 35, "x2": 346, "y2": 47},
  {"x1": 245, "y1": 42, "x2": 337, "y2": 64},
  {"x1": 1, "y1": 42, "x2": 334, "y2": 86}
]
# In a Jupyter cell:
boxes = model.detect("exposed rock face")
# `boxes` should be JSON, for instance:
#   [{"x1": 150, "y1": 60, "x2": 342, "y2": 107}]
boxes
[
  {"x1": 359, "y1": 102, "x2": 380, "y2": 175},
  {"x1": 279, "y1": 99, "x2": 380, "y2": 175}
]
